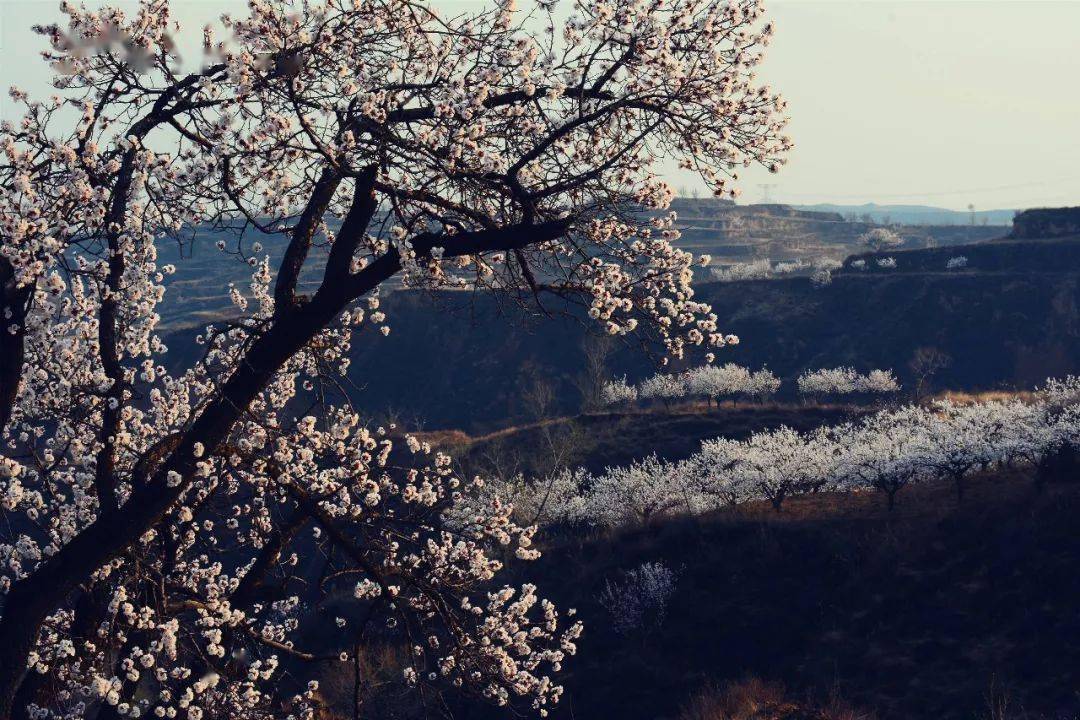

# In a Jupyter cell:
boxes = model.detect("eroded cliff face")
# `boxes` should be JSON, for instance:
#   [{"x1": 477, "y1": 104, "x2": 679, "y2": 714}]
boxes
[{"x1": 1010, "y1": 206, "x2": 1080, "y2": 239}]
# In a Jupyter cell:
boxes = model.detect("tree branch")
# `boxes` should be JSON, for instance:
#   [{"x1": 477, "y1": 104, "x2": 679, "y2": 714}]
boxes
[
  {"x1": 0, "y1": 258, "x2": 32, "y2": 436},
  {"x1": 274, "y1": 167, "x2": 343, "y2": 315}
]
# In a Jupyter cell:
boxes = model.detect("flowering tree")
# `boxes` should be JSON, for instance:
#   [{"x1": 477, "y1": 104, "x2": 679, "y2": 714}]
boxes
[
  {"x1": 861, "y1": 369, "x2": 901, "y2": 395},
  {"x1": 0, "y1": 0, "x2": 790, "y2": 716},
  {"x1": 689, "y1": 437, "x2": 754, "y2": 507},
  {"x1": 637, "y1": 373, "x2": 688, "y2": 405},
  {"x1": 683, "y1": 364, "x2": 750, "y2": 404},
  {"x1": 857, "y1": 228, "x2": 904, "y2": 253},
  {"x1": 796, "y1": 367, "x2": 900, "y2": 401},
  {"x1": 586, "y1": 454, "x2": 699, "y2": 526},
  {"x1": 711, "y1": 257, "x2": 835, "y2": 283},
  {"x1": 837, "y1": 406, "x2": 929, "y2": 510},
  {"x1": 809, "y1": 267, "x2": 833, "y2": 287},
  {"x1": 598, "y1": 561, "x2": 677, "y2": 635},
  {"x1": 711, "y1": 258, "x2": 773, "y2": 283},
  {"x1": 599, "y1": 376, "x2": 639, "y2": 407},
  {"x1": 797, "y1": 368, "x2": 859, "y2": 398},
  {"x1": 732, "y1": 426, "x2": 837, "y2": 511},
  {"x1": 742, "y1": 368, "x2": 781, "y2": 402},
  {"x1": 919, "y1": 400, "x2": 1008, "y2": 502},
  {"x1": 607, "y1": 363, "x2": 777, "y2": 410},
  {"x1": 462, "y1": 467, "x2": 591, "y2": 528}
]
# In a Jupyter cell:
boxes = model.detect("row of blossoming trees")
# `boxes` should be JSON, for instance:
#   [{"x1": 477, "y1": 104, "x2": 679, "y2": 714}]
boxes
[
  {"x1": 601, "y1": 365, "x2": 900, "y2": 407},
  {"x1": 0, "y1": 0, "x2": 792, "y2": 716},
  {"x1": 479, "y1": 377, "x2": 1080, "y2": 525},
  {"x1": 709, "y1": 256, "x2": 842, "y2": 283}
]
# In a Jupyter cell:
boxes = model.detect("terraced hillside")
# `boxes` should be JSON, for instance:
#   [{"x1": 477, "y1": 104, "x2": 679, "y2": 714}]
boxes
[
  {"x1": 159, "y1": 238, "x2": 1080, "y2": 432},
  {"x1": 670, "y1": 198, "x2": 1005, "y2": 265},
  {"x1": 153, "y1": 201, "x2": 1005, "y2": 331}
]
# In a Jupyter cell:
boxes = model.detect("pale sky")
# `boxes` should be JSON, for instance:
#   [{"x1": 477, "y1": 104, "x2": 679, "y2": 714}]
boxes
[{"x1": 2, "y1": 0, "x2": 1078, "y2": 211}]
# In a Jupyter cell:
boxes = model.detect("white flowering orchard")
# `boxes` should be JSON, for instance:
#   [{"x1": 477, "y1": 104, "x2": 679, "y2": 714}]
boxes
[
  {"x1": 0, "y1": 0, "x2": 790, "y2": 716},
  {"x1": 488, "y1": 377, "x2": 1080, "y2": 523},
  {"x1": 600, "y1": 363, "x2": 780, "y2": 408}
]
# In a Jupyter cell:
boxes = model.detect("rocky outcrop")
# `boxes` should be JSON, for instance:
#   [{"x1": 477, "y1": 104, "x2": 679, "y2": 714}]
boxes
[{"x1": 1010, "y1": 206, "x2": 1080, "y2": 239}]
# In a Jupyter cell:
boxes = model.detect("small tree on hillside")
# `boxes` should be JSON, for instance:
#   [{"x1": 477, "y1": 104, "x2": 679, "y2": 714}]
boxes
[
  {"x1": 838, "y1": 406, "x2": 929, "y2": 510},
  {"x1": 742, "y1": 368, "x2": 782, "y2": 403},
  {"x1": 909, "y1": 346, "x2": 952, "y2": 400},
  {"x1": 920, "y1": 400, "x2": 998, "y2": 503},
  {"x1": 600, "y1": 375, "x2": 639, "y2": 406},
  {"x1": 576, "y1": 335, "x2": 616, "y2": 412},
  {"x1": 858, "y1": 227, "x2": 905, "y2": 253},
  {"x1": 638, "y1": 373, "x2": 688, "y2": 408},
  {"x1": 736, "y1": 426, "x2": 835, "y2": 512},
  {"x1": 683, "y1": 363, "x2": 751, "y2": 406},
  {"x1": 0, "y1": 0, "x2": 790, "y2": 716}
]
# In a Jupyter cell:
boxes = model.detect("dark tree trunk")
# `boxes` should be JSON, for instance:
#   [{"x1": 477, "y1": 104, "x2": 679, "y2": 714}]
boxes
[{"x1": 0, "y1": 258, "x2": 32, "y2": 435}]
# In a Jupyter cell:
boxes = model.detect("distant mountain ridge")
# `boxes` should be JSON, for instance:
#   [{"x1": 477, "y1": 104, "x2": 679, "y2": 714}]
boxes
[{"x1": 791, "y1": 202, "x2": 1015, "y2": 227}]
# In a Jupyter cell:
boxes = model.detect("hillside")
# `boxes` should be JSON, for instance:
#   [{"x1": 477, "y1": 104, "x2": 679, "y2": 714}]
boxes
[
  {"x1": 152, "y1": 202, "x2": 1005, "y2": 331},
  {"x1": 441, "y1": 404, "x2": 867, "y2": 479},
  {"x1": 793, "y1": 202, "x2": 1015, "y2": 227},
  {"x1": 841, "y1": 233, "x2": 1080, "y2": 275},
  {"x1": 670, "y1": 198, "x2": 1003, "y2": 264},
  {"x1": 1010, "y1": 207, "x2": 1080, "y2": 239},
  {"x1": 499, "y1": 469, "x2": 1080, "y2": 720},
  {"x1": 301, "y1": 467, "x2": 1080, "y2": 720},
  {"x1": 163, "y1": 233, "x2": 1080, "y2": 432}
]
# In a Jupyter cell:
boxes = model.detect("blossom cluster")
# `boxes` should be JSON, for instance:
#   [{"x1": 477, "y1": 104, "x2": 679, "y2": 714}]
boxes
[{"x1": 1, "y1": 403, "x2": 583, "y2": 718}]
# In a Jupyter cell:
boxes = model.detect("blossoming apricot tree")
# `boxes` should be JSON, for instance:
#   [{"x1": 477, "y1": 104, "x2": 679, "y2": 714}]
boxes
[{"x1": 0, "y1": 0, "x2": 789, "y2": 716}]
